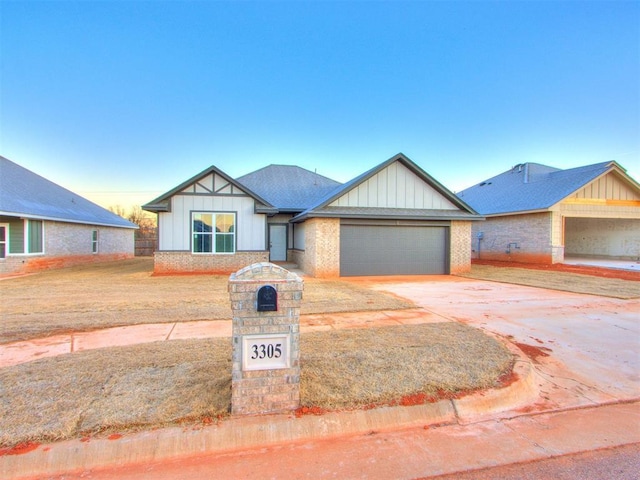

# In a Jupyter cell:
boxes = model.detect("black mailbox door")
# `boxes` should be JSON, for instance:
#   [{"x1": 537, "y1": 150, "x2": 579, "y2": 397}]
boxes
[{"x1": 257, "y1": 285, "x2": 277, "y2": 312}]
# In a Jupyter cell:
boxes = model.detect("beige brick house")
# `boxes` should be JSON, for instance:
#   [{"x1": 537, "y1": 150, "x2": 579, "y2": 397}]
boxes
[
  {"x1": 457, "y1": 161, "x2": 640, "y2": 264},
  {"x1": 143, "y1": 153, "x2": 481, "y2": 277},
  {"x1": 0, "y1": 156, "x2": 137, "y2": 275}
]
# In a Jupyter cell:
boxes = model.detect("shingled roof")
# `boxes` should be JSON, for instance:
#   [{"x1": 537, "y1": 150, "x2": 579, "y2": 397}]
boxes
[
  {"x1": 236, "y1": 164, "x2": 342, "y2": 212},
  {"x1": 0, "y1": 156, "x2": 137, "y2": 228},
  {"x1": 456, "y1": 161, "x2": 637, "y2": 216}
]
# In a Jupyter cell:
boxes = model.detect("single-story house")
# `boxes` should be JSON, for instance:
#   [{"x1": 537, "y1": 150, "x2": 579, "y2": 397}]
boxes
[
  {"x1": 457, "y1": 161, "x2": 640, "y2": 264},
  {"x1": 142, "y1": 153, "x2": 482, "y2": 277},
  {"x1": 0, "y1": 156, "x2": 137, "y2": 275}
]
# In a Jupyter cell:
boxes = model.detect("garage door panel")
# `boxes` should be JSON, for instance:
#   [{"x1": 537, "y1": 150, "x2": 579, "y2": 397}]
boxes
[{"x1": 340, "y1": 225, "x2": 448, "y2": 276}]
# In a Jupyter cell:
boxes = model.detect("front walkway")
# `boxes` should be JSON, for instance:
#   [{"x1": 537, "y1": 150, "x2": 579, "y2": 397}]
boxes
[{"x1": 0, "y1": 309, "x2": 438, "y2": 368}]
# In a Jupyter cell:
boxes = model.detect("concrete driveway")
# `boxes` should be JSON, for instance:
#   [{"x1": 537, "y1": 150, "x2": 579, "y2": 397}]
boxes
[{"x1": 358, "y1": 276, "x2": 640, "y2": 412}]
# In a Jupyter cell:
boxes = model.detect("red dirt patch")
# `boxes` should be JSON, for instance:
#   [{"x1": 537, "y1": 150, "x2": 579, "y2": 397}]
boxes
[
  {"x1": 496, "y1": 369, "x2": 519, "y2": 388},
  {"x1": 294, "y1": 406, "x2": 327, "y2": 417},
  {"x1": 0, "y1": 441, "x2": 40, "y2": 456},
  {"x1": 473, "y1": 259, "x2": 640, "y2": 282},
  {"x1": 515, "y1": 342, "x2": 552, "y2": 362},
  {"x1": 398, "y1": 392, "x2": 430, "y2": 406},
  {"x1": 515, "y1": 400, "x2": 555, "y2": 414}
]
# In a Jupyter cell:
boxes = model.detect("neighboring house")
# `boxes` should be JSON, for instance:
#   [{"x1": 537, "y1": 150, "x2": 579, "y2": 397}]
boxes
[
  {"x1": 142, "y1": 153, "x2": 481, "y2": 277},
  {"x1": 457, "y1": 161, "x2": 640, "y2": 264},
  {"x1": 0, "y1": 156, "x2": 137, "y2": 275}
]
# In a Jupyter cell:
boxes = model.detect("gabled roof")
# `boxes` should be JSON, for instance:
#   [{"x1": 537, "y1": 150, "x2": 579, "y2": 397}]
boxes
[
  {"x1": 142, "y1": 165, "x2": 277, "y2": 213},
  {"x1": 236, "y1": 164, "x2": 342, "y2": 212},
  {"x1": 457, "y1": 161, "x2": 639, "y2": 216},
  {"x1": 0, "y1": 156, "x2": 137, "y2": 229},
  {"x1": 292, "y1": 153, "x2": 480, "y2": 222}
]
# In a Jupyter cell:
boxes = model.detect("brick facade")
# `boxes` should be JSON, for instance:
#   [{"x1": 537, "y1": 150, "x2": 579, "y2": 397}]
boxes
[
  {"x1": 46, "y1": 221, "x2": 134, "y2": 256},
  {"x1": 1, "y1": 220, "x2": 134, "y2": 275},
  {"x1": 471, "y1": 213, "x2": 555, "y2": 264},
  {"x1": 299, "y1": 217, "x2": 340, "y2": 278},
  {"x1": 449, "y1": 221, "x2": 472, "y2": 274},
  {"x1": 153, "y1": 251, "x2": 269, "y2": 275},
  {"x1": 228, "y1": 263, "x2": 303, "y2": 415}
]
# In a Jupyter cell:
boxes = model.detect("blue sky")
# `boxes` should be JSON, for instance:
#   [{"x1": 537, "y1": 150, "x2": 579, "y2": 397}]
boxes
[{"x1": 2, "y1": 1, "x2": 638, "y2": 210}]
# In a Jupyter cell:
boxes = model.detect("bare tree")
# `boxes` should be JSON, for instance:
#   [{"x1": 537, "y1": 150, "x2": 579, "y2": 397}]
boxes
[
  {"x1": 108, "y1": 205, "x2": 127, "y2": 218},
  {"x1": 109, "y1": 205, "x2": 156, "y2": 229},
  {"x1": 127, "y1": 206, "x2": 156, "y2": 231}
]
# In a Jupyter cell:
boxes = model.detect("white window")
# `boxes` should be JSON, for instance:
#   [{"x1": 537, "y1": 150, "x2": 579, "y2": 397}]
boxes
[
  {"x1": 92, "y1": 230, "x2": 98, "y2": 253},
  {"x1": 192, "y1": 212, "x2": 236, "y2": 254}
]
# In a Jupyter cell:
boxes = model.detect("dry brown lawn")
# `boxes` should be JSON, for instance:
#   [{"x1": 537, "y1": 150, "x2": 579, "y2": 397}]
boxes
[
  {"x1": 461, "y1": 264, "x2": 640, "y2": 299},
  {"x1": 0, "y1": 323, "x2": 512, "y2": 447},
  {"x1": 0, "y1": 258, "x2": 413, "y2": 344}
]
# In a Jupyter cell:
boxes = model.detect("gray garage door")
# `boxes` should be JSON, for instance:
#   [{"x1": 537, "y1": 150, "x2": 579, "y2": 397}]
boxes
[{"x1": 340, "y1": 225, "x2": 449, "y2": 276}]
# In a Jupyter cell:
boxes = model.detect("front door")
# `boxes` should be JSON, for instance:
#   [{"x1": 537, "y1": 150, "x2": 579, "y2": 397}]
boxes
[{"x1": 269, "y1": 224, "x2": 287, "y2": 262}]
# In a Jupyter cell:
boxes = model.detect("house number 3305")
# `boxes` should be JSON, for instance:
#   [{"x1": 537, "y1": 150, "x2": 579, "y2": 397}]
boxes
[
  {"x1": 242, "y1": 334, "x2": 290, "y2": 371},
  {"x1": 250, "y1": 343, "x2": 282, "y2": 359}
]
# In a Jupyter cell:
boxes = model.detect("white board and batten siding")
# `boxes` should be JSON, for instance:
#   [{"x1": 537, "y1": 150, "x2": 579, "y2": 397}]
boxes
[
  {"x1": 157, "y1": 172, "x2": 267, "y2": 251},
  {"x1": 570, "y1": 172, "x2": 640, "y2": 201},
  {"x1": 330, "y1": 162, "x2": 459, "y2": 210}
]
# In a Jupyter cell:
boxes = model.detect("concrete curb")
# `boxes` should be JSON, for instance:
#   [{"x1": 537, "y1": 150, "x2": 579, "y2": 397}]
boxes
[
  {"x1": 454, "y1": 342, "x2": 539, "y2": 423},
  {"x1": 1, "y1": 348, "x2": 539, "y2": 479},
  {"x1": 2, "y1": 402, "x2": 456, "y2": 479}
]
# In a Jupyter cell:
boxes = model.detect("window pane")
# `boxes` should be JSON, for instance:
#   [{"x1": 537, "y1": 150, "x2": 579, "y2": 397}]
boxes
[
  {"x1": 217, "y1": 214, "x2": 234, "y2": 233},
  {"x1": 28, "y1": 220, "x2": 43, "y2": 253},
  {"x1": 193, "y1": 233, "x2": 212, "y2": 253},
  {"x1": 193, "y1": 213, "x2": 213, "y2": 233},
  {"x1": 215, "y1": 233, "x2": 234, "y2": 253}
]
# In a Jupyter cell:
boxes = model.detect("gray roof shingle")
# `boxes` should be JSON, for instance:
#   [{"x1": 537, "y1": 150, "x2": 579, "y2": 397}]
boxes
[
  {"x1": 0, "y1": 156, "x2": 137, "y2": 228},
  {"x1": 456, "y1": 161, "x2": 632, "y2": 216},
  {"x1": 236, "y1": 164, "x2": 342, "y2": 211}
]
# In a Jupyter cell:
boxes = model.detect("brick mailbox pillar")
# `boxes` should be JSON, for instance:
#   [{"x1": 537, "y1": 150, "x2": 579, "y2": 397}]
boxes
[{"x1": 228, "y1": 262, "x2": 303, "y2": 415}]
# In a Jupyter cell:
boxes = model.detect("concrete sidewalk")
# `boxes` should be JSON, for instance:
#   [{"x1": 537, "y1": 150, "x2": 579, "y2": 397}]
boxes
[{"x1": 0, "y1": 309, "x2": 439, "y2": 368}]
